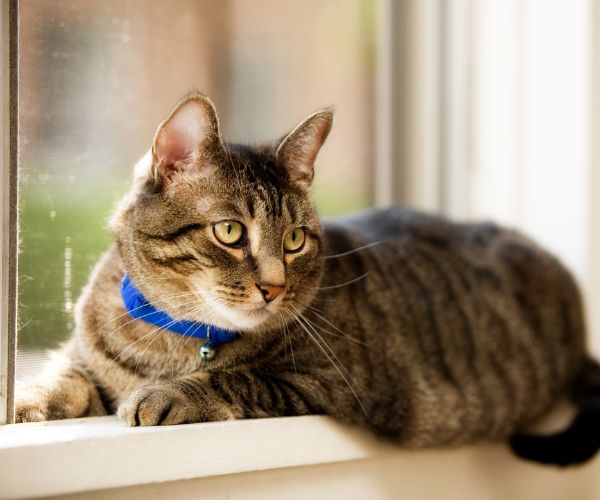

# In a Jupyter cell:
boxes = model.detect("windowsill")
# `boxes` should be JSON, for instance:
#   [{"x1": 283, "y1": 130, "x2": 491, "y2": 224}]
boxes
[
  {"x1": 2, "y1": 413, "x2": 600, "y2": 499},
  {"x1": 0, "y1": 415, "x2": 389, "y2": 498}
]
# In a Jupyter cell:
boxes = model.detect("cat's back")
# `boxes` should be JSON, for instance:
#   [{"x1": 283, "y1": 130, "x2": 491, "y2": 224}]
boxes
[
  {"x1": 322, "y1": 206, "x2": 578, "y2": 283},
  {"x1": 322, "y1": 207, "x2": 584, "y2": 362},
  {"x1": 318, "y1": 207, "x2": 586, "y2": 444}
]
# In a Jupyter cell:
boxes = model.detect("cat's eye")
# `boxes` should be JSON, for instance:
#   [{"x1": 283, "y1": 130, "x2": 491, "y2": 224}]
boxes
[
  {"x1": 213, "y1": 221, "x2": 245, "y2": 246},
  {"x1": 283, "y1": 227, "x2": 306, "y2": 253}
]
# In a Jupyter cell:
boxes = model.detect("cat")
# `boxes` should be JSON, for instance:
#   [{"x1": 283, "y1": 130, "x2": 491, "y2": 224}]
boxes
[{"x1": 14, "y1": 93, "x2": 600, "y2": 467}]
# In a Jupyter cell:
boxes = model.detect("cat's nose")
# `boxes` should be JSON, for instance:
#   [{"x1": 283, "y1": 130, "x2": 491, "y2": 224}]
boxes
[{"x1": 256, "y1": 282, "x2": 285, "y2": 303}]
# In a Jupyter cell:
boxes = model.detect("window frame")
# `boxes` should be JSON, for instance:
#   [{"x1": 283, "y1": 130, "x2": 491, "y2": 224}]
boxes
[{"x1": 0, "y1": 0, "x2": 17, "y2": 426}]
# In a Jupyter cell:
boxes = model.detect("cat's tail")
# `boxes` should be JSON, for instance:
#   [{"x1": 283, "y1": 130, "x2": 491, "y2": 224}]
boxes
[{"x1": 509, "y1": 357, "x2": 600, "y2": 467}]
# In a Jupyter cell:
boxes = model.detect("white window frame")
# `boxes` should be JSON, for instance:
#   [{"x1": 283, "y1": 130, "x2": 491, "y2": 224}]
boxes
[{"x1": 0, "y1": 0, "x2": 17, "y2": 427}]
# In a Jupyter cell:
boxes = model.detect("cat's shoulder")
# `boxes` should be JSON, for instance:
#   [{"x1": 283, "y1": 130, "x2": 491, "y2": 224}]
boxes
[
  {"x1": 321, "y1": 206, "x2": 503, "y2": 250},
  {"x1": 323, "y1": 206, "x2": 453, "y2": 237}
]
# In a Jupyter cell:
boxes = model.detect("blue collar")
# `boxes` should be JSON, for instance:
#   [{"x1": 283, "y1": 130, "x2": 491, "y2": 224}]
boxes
[{"x1": 120, "y1": 274, "x2": 239, "y2": 358}]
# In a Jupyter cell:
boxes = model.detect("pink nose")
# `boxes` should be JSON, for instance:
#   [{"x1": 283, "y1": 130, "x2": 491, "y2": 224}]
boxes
[{"x1": 256, "y1": 282, "x2": 285, "y2": 303}]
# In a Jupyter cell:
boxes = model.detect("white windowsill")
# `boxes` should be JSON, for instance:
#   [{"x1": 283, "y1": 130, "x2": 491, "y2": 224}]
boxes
[
  {"x1": 2, "y1": 413, "x2": 600, "y2": 499},
  {"x1": 0, "y1": 415, "x2": 390, "y2": 499}
]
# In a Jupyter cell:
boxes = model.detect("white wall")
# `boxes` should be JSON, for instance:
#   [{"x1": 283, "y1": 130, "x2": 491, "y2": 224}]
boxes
[
  {"x1": 469, "y1": 0, "x2": 590, "y2": 278},
  {"x1": 440, "y1": 0, "x2": 599, "y2": 355},
  {"x1": 590, "y1": 0, "x2": 600, "y2": 359}
]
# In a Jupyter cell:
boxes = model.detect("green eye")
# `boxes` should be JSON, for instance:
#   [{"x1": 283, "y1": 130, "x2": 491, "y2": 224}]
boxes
[
  {"x1": 283, "y1": 227, "x2": 306, "y2": 252},
  {"x1": 213, "y1": 221, "x2": 244, "y2": 246}
]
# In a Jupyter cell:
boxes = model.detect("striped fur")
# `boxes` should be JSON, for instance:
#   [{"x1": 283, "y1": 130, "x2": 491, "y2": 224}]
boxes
[{"x1": 14, "y1": 94, "x2": 595, "y2": 461}]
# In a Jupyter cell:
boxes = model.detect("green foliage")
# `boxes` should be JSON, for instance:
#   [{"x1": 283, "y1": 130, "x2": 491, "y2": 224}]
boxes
[{"x1": 18, "y1": 177, "x2": 122, "y2": 350}]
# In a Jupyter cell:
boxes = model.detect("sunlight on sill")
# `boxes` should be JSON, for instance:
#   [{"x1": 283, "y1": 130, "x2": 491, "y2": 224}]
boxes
[
  {"x1": 0, "y1": 414, "x2": 386, "y2": 498},
  {"x1": 1, "y1": 412, "x2": 600, "y2": 499}
]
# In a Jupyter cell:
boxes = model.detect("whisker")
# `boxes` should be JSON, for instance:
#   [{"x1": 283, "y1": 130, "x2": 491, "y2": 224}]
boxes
[
  {"x1": 101, "y1": 296, "x2": 209, "y2": 342},
  {"x1": 291, "y1": 306, "x2": 352, "y2": 379},
  {"x1": 280, "y1": 311, "x2": 298, "y2": 374},
  {"x1": 166, "y1": 300, "x2": 222, "y2": 379},
  {"x1": 323, "y1": 241, "x2": 383, "y2": 260},
  {"x1": 315, "y1": 271, "x2": 370, "y2": 291},
  {"x1": 113, "y1": 301, "x2": 214, "y2": 363},
  {"x1": 93, "y1": 288, "x2": 211, "y2": 335},
  {"x1": 288, "y1": 305, "x2": 367, "y2": 416},
  {"x1": 278, "y1": 313, "x2": 287, "y2": 361},
  {"x1": 101, "y1": 284, "x2": 226, "y2": 342},
  {"x1": 170, "y1": 326, "x2": 191, "y2": 379},
  {"x1": 134, "y1": 328, "x2": 166, "y2": 375},
  {"x1": 282, "y1": 310, "x2": 298, "y2": 375},
  {"x1": 132, "y1": 301, "x2": 217, "y2": 375},
  {"x1": 224, "y1": 141, "x2": 244, "y2": 194},
  {"x1": 168, "y1": 303, "x2": 219, "y2": 378},
  {"x1": 303, "y1": 305, "x2": 368, "y2": 346},
  {"x1": 311, "y1": 159, "x2": 351, "y2": 192}
]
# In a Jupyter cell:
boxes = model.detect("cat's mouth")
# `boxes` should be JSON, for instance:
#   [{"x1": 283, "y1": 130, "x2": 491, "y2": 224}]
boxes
[
  {"x1": 240, "y1": 305, "x2": 268, "y2": 315},
  {"x1": 220, "y1": 303, "x2": 272, "y2": 330},
  {"x1": 194, "y1": 290, "x2": 274, "y2": 331},
  {"x1": 238, "y1": 304, "x2": 269, "y2": 312}
]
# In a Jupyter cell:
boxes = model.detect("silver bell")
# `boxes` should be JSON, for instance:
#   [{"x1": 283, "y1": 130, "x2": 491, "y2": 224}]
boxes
[{"x1": 199, "y1": 342, "x2": 217, "y2": 361}]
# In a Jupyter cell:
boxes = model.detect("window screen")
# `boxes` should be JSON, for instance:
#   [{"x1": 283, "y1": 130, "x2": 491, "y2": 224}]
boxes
[{"x1": 17, "y1": 0, "x2": 376, "y2": 379}]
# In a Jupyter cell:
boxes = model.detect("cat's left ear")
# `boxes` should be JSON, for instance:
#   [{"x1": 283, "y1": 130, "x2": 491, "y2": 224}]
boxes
[
  {"x1": 151, "y1": 93, "x2": 223, "y2": 185},
  {"x1": 276, "y1": 108, "x2": 333, "y2": 189}
]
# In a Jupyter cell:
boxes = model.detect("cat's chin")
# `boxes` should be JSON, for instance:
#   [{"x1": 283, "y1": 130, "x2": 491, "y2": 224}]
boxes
[
  {"x1": 196, "y1": 294, "x2": 274, "y2": 332},
  {"x1": 223, "y1": 308, "x2": 271, "y2": 331},
  {"x1": 220, "y1": 307, "x2": 273, "y2": 332}
]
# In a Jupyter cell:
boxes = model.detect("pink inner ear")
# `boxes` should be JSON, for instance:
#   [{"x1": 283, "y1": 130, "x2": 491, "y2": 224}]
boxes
[
  {"x1": 154, "y1": 101, "x2": 212, "y2": 173},
  {"x1": 277, "y1": 110, "x2": 333, "y2": 188},
  {"x1": 156, "y1": 128, "x2": 193, "y2": 169}
]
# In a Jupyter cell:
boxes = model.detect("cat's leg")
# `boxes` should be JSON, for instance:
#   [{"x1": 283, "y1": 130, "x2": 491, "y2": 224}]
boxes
[
  {"x1": 118, "y1": 371, "x2": 328, "y2": 426},
  {"x1": 14, "y1": 352, "x2": 107, "y2": 422}
]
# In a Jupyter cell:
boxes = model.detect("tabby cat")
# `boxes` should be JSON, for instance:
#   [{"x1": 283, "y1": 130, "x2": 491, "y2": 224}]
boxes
[{"x1": 15, "y1": 93, "x2": 600, "y2": 467}]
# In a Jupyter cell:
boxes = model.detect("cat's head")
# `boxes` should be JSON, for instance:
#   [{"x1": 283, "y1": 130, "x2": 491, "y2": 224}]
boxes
[{"x1": 111, "y1": 93, "x2": 332, "y2": 334}]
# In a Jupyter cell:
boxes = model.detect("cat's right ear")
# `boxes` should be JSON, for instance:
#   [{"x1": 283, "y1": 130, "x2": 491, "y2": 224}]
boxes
[
  {"x1": 150, "y1": 93, "x2": 223, "y2": 187},
  {"x1": 276, "y1": 108, "x2": 334, "y2": 190}
]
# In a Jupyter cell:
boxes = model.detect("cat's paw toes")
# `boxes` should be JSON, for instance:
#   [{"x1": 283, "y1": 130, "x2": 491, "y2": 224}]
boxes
[
  {"x1": 118, "y1": 384, "x2": 235, "y2": 427},
  {"x1": 14, "y1": 401, "x2": 48, "y2": 423},
  {"x1": 118, "y1": 386, "x2": 195, "y2": 427}
]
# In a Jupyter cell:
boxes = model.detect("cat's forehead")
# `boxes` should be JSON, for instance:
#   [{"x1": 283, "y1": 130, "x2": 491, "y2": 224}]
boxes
[
  {"x1": 224, "y1": 144, "x2": 286, "y2": 187},
  {"x1": 192, "y1": 144, "x2": 312, "y2": 223},
  {"x1": 194, "y1": 184, "x2": 310, "y2": 226}
]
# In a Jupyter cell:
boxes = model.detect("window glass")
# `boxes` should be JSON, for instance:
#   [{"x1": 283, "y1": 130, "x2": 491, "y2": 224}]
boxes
[{"x1": 17, "y1": 0, "x2": 376, "y2": 379}]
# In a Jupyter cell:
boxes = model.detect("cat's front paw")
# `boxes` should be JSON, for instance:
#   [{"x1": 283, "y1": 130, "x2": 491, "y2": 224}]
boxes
[
  {"x1": 14, "y1": 393, "x2": 50, "y2": 423},
  {"x1": 117, "y1": 383, "x2": 234, "y2": 427}
]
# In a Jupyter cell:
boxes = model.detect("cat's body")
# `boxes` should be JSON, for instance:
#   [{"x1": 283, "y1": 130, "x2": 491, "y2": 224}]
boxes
[{"x1": 15, "y1": 94, "x2": 600, "y2": 465}]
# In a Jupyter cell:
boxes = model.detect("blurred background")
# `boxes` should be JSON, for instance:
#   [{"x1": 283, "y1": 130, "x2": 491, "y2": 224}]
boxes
[{"x1": 16, "y1": 0, "x2": 600, "y2": 378}]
